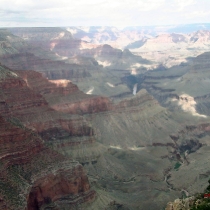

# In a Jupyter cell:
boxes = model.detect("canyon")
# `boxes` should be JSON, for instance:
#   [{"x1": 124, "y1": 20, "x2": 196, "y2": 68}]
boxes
[{"x1": 0, "y1": 25, "x2": 210, "y2": 209}]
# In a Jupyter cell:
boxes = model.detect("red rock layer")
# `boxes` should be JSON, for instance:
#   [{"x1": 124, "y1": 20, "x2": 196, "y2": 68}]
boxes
[
  {"x1": 0, "y1": 67, "x2": 96, "y2": 209},
  {"x1": 27, "y1": 165, "x2": 94, "y2": 210},
  {"x1": 0, "y1": 69, "x2": 96, "y2": 140},
  {"x1": 0, "y1": 74, "x2": 48, "y2": 118},
  {"x1": 15, "y1": 70, "x2": 112, "y2": 115},
  {"x1": 0, "y1": 114, "x2": 95, "y2": 209},
  {"x1": 0, "y1": 115, "x2": 43, "y2": 167},
  {"x1": 15, "y1": 70, "x2": 80, "y2": 95},
  {"x1": 51, "y1": 96, "x2": 112, "y2": 114}
]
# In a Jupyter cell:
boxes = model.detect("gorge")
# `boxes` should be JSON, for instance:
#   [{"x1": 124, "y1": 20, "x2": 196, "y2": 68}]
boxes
[{"x1": 0, "y1": 25, "x2": 210, "y2": 210}]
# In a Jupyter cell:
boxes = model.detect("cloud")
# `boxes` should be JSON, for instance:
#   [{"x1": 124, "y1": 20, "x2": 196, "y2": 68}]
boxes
[
  {"x1": 184, "y1": 10, "x2": 210, "y2": 19},
  {"x1": 136, "y1": 0, "x2": 166, "y2": 11},
  {"x1": 0, "y1": 0, "x2": 209, "y2": 26},
  {"x1": 0, "y1": 0, "x2": 166, "y2": 26},
  {"x1": 173, "y1": 0, "x2": 195, "y2": 11},
  {"x1": 0, "y1": 0, "x2": 165, "y2": 15}
]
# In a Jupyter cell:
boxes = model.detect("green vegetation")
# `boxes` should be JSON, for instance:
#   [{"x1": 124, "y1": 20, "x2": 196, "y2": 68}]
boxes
[
  {"x1": 174, "y1": 162, "x2": 182, "y2": 170},
  {"x1": 191, "y1": 202, "x2": 210, "y2": 210},
  {"x1": 190, "y1": 179, "x2": 210, "y2": 210}
]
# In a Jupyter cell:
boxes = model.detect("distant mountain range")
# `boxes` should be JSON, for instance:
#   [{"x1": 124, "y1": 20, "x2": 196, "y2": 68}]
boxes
[{"x1": 65, "y1": 23, "x2": 210, "y2": 48}]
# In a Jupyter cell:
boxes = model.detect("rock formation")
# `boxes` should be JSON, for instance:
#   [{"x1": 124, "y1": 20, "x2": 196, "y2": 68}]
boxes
[
  {"x1": 0, "y1": 65, "x2": 96, "y2": 210},
  {"x1": 165, "y1": 197, "x2": 195, "y2": 210}
]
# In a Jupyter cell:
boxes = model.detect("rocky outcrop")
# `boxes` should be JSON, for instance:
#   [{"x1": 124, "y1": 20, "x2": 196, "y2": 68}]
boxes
[
  {"x1": 15, "y1": 70, "x2": 112, "y2": 115},
  {"x1": 0, "y1": 113, "x2": 95, "y2": 210},
  {"x1": 165, "y1": 197, "x2": 194, "y2": 210},
  {"x1": 15, "y1": 70, "x2": 80, "y2": 97},
  {"x1": 27, "y1": 164, "x2": 95, "y2": 210},
  {"x1": 0, "y1": 66, "x2": 107, "y2": 165}
]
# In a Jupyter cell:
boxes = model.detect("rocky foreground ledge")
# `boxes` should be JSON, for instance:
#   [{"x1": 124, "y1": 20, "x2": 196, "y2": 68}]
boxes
[{"x1": 165, "y1": 180, "x2": 210, "y2": 210}]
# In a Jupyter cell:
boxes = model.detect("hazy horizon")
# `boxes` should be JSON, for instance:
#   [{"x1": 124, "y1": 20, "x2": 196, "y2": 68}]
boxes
[{"x1": 0, "y1": 0, "x2": 210, "y2": 27}]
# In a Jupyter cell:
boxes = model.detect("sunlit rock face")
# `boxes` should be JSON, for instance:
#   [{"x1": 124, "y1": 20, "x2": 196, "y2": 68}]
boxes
[
  {"x1": 165, "y1": 197, "x2": 195, "y2": 210},
  {"x1": 79, "y1": 44, "x2": 151, "y2": 71},
  {"x1": 172, "y1": 94, "x2": 207, "y2": 118},
  {"x1": 1, "y1": 28, "x2": 153, "y2": 72}
]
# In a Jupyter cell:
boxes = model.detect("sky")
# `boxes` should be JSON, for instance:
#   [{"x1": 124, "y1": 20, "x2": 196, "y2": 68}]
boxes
[{"x1": 0, "y1": 0, "x2": 210, "y2": 27}]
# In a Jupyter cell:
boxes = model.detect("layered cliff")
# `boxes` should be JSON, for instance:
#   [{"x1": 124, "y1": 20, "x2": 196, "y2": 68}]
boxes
[
  {"x1": 0, "y1": 65, "x2": 96, "y2": 210},
  {"x1": 0, "y1": 114, "x2": 95, "y2": 210}
]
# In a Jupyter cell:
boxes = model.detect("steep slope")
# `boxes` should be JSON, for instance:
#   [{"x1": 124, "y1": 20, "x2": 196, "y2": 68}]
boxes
[
  {"x1": 0, "y1": 29, "x2": 58, "y2": 60},
  {"x1": 131, "y1": 31, "x2": 210, "y2": 53},
  {"x1": 0, "y1": 65, "x2": 174, "y2": 209},
  {"x1": 7, "y1": 28, "x2": 153, "y2": 72},
  {"x1": 0, "y1": 115, "x2": 95, "y2": 210},
  {"x1": 0, "y1": 65, "x2": 96, "y2": 210},
  {"x1": 0, "y1": 29, "x2": 28, "y2": 56}
]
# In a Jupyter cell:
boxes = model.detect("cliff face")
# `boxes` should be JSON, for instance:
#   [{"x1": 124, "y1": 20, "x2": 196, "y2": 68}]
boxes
[
  {"x1": 27, "y1": 164, "x2": 95, "y2": 210},
  {"x1": 0, "y1": 66, "x2": 95, "y2": 210},
  {"x1": 0, "y1": 115, "x2": 43, "y2": 166},
  {"x1": 0, "y1": 114, "x2": 95, "y2": 210},
  {"x1": 15, "y1": 70, "x2": 112, "y2": 115}
]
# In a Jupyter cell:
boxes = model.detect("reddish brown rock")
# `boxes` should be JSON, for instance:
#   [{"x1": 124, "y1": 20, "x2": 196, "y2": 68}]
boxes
[
  {"x1": 0, "y1": 113, "x2": 95, "y2": 209},
  {"x1": 27, "y1": 165, "x2": 95, "y2": 210},
  {"x1": 0, "y1": 115, "x2": 43, "y2": 167},
  {"x1": 0, "y1": 66, "x2": 96, "y2": 210},
  {"x1": 16, "y1": 70, "x2": 112, "y2": 115}
]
